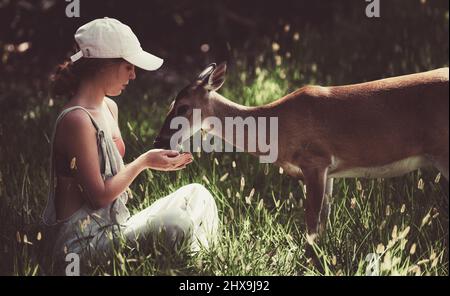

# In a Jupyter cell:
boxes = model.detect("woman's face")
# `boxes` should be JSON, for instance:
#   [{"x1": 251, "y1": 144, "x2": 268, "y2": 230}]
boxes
[{"x1": 101, "y1": 61, "x2": 136, "y2": 96}]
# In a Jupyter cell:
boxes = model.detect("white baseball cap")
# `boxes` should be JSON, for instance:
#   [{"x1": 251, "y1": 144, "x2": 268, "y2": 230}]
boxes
[{"x1": 70, "y1": 17, "x2": 163, "y2": 71}]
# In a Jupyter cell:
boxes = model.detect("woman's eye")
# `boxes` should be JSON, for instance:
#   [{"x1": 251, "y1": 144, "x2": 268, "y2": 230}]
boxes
[{"x1": 176, "y1": 105, "x2": 189, "y2": 115}]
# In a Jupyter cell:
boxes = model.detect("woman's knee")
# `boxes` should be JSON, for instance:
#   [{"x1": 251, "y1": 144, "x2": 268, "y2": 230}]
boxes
[
  {"x1": 183, "y1": 183, "x2": 215, "y2": 204},
  {"x1": 181, "y1": 183, "x2": 207, "y2": 193},
  {"x1": 148, "y1": 210, "x2": 193, "y2": 253}
]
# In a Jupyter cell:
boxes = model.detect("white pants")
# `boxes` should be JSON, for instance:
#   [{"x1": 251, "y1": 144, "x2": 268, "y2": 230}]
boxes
[{"x1": 120, "y1": 183, "x2": 219, "y2": 254}]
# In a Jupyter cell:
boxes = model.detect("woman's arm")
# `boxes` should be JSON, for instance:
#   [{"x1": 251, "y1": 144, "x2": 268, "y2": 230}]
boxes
[{"x1": 62, "y1": 110, "x2": 192, "y2": 209}]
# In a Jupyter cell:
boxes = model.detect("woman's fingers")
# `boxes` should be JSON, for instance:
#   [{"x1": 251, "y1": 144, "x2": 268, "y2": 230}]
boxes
[
  {"x1": 169, "y1": 153, "x2": 192, "y2": 164},
  {"x1": 171, "y1": 159, "x2": 191, "y2": 168},
  {"x1": 173, "y1": 166, "x2": 186, "y2": 170},
  {"x1": 149, "y1": 150, "x2": 193, "y2": 171},
  {"x1": 168, "y1": 155, "x2": 193, "y2": 171}
]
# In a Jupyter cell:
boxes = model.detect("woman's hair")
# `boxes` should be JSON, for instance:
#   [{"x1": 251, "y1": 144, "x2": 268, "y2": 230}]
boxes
[{"x1": 50, "y1": 47, "x2": 124, "y2": 99}]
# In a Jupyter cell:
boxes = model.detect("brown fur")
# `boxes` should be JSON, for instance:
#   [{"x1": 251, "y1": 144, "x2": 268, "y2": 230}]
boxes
[{"x1": 155, "y1": 65, "x2": 449, "y2": 241}]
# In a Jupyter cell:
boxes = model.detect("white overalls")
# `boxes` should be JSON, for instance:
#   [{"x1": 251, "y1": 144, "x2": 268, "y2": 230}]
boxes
[{"x1": 42, "y1": 106, "x2": 219, "y2": 272}]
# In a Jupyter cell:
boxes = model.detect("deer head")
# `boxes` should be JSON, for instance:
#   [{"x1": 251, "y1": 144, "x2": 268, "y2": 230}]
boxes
[{"x1": 153, "y1": 62, "x2": 227, "y2": 150}]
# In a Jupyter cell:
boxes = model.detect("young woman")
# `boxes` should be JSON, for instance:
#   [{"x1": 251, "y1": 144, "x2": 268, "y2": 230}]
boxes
[{"x1": 42, "y1": 18, "x2": 218, "y2": 272}]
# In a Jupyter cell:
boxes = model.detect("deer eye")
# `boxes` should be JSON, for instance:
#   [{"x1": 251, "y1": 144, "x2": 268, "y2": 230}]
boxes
[{"x1": 176, "y1": 105, "x2": 190, "y2": 116}]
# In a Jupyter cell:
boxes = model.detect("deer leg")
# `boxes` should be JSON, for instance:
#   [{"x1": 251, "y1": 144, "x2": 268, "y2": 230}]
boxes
[
  {"x1": 302, "y1": 166, "x2": 328, "y2": 271},
  {"x1": 319, "y1": 177, "x2": 333, "y2": 235},
  {"x1": 303, "y1": 167, "x2": 328, "y2": 242}
]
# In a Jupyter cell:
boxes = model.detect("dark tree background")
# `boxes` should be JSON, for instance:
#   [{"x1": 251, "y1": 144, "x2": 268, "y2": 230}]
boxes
[{"x1": 1, "y1": 0, "x2": 448, "y2": 85}]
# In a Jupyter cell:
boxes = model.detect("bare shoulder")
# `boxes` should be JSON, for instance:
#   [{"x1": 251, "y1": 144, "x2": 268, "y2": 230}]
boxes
[
  {"x1": 104, "y1": 97, "x2": 119, "y2": 120},
  {"x1": 59, "y1": 109, "x2": 96, "y2": 135},
  {"x1": 54, "y1": 108, "x2": 97, "y2": 157}
]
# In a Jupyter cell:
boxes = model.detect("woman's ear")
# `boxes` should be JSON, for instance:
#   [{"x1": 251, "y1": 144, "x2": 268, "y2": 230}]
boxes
[{"x1": 205, "y1": 62, "x2": 227, "y2": 92}]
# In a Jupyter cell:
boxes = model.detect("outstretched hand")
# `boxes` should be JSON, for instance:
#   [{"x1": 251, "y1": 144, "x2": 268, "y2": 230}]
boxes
[{"x1": 142, "y1": 149, "x2": 193, "y2": 171}]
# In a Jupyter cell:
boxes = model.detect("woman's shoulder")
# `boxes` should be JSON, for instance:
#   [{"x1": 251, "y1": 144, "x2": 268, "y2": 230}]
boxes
[
  {"x1": 57, "y1": 107, "x2": 97, "y2": 134},
  {"x1": 53, "y1": 107, "x2": 98, "y2": 157}
]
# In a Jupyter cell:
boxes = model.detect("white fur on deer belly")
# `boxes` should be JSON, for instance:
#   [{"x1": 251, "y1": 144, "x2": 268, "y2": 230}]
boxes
[{"x1": 328, "y1": 155, "x2": 431, "y2": 178}]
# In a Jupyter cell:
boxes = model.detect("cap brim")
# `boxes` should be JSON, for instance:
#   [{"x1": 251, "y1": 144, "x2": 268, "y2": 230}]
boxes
[{"x1": 124, "y1": 50, "x2": 163, "y2": 71}]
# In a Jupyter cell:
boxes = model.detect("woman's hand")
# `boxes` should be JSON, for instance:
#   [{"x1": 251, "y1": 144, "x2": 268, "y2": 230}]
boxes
[{"x1": 141, "y1": 149, "x2": 193, "y2": 171}]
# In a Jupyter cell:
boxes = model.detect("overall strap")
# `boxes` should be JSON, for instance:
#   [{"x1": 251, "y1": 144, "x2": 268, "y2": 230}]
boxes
[{"x1": 42, "y1": 106, "x2": 103, "y2": 225}]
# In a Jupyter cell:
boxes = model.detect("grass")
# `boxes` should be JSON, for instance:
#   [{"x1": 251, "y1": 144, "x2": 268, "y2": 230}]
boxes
[
  {"x1": 1, "y1": 60, "x2": 448, "y2": 276},
  {"x1": 2, "y1": 151, "x2": 448, "y2": 276}
]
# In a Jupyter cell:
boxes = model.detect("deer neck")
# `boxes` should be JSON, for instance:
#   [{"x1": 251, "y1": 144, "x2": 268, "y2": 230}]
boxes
[
  {"x1": 207, "y1": 92, "x2": 259, "y2": 119},
  {"x1": 201, "y1": 92, "x2": 279, "y2": 163}
]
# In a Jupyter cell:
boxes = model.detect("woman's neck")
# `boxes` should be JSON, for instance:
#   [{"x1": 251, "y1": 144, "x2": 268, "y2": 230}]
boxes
[{"x1": 71, "y1": 80, "x2": 106, "y2": 110}]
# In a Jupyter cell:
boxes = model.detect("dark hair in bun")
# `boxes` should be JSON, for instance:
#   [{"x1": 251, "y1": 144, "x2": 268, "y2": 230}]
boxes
[{"x1": 49, "y1": 46, "x2": 124, "y2": 99}]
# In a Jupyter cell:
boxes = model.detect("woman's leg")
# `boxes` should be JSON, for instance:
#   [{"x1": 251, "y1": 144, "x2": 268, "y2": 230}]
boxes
[
  {"x1": 121, "y1": 183, "x2": 219, "y2": 254},
  {"x1": 182, "y1": 183, "x2": 219, "y2": 251},
  {"x1": 59, "y1": 184, "x2": 219, "y2": 272}
]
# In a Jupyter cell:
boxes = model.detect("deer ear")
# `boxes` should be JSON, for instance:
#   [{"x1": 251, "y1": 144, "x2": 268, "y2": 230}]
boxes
[
  {"x1": 197, "y1": 63, "x2": 217, "y2": 84},
  {"x1": 206, "y1": 62, "x2": 227, "y2": 92}
]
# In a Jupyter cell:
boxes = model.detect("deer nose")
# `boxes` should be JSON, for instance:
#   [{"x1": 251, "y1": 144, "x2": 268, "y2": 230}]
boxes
[{"x1": 153, "y1": 136, "x2": 171, "y2": 149}]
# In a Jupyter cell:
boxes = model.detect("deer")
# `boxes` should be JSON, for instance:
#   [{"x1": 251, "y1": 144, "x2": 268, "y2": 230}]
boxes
[{"x1": 153, "y1": 62, "x2": 449, "y2": 250}]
